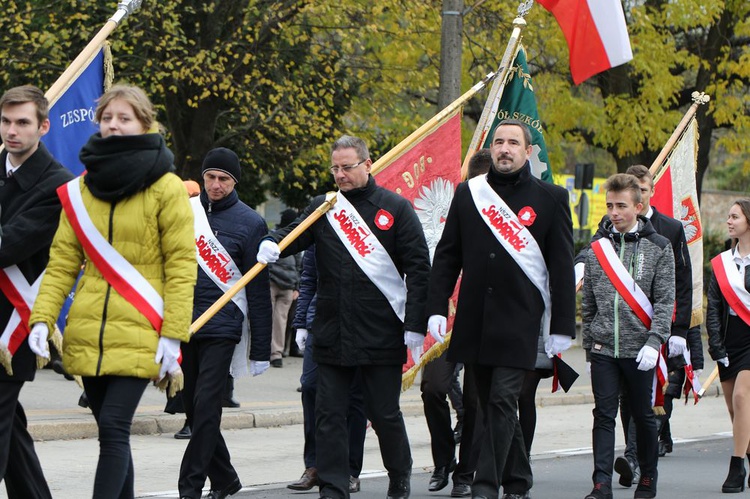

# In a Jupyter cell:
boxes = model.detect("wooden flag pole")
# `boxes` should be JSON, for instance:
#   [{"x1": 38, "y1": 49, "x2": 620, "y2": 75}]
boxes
[
  {"x1": 189, "y1": 191, "x2": 338, "y2": 336},
  {"x1": 697, "y1": 364, "x2": 720, "y2": 398},
  {"x1": 648, "y1": 91, "x2": 710, "y2": 176},
  {"x1": 44, "y1": 0, "x2": 143, "y2": 108},
  {"x1": 460, "y1": 15, "x2": 527, "y2": 179}
]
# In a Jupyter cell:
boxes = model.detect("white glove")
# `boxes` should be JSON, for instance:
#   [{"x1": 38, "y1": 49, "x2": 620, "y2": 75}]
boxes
[
  {"x1": 693, "y1": 369, "x2": 703, "y2": 379},
  {"x1": 155, "y1": 337, "x2": 181, "y2": 381},
  {"x1": 718, "y1": 356, "x2": 729, "y2": 367},
  {"x1": 257, "y1": 240, "x2": 281, "y2": 264},
  {"x1": 636, "y1": 345, "x2": 659, "y2": 371},
  {"x1": 667, "y1": 336, "x2": 687, "y2": 358},
  {"x1": 574, "y1": 262, "x2": 585, "y2": 288},
  {"x1": 250, "y1": 360, "x2": 270, "y2": 376},
  {"x1": 295, "y1": 329, "x2": 308, "y2": 351},
  {"x1": 404, "y1": 331, "x2": 424, "y2": 363},
  {"x1": 28, "y1": 323, "x2": 50, "y2": 359},
  {"x1": 428, "y1": 315, "x2": 447, "y2": 344},
  {"x1": 545, "y1": 334, "x2": 572, "y2": 358}
]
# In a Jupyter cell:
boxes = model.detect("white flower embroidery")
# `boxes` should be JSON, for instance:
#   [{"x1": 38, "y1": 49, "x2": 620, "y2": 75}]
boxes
[{"x1": 413, "y1": 178, "x2": 455, "y2": 262}]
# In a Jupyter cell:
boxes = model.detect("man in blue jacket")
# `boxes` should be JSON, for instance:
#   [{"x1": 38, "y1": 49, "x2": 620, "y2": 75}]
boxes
[{"x1": 178, "y1": 148, "x2": 273, "y2": 499}]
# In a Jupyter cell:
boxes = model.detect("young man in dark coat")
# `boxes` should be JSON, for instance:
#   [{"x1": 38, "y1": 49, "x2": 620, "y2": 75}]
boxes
[
  {"x1": 1, "y1": 85, "x2": 75, "y2": 498},
  {"x1": 427, "y1": 120, "x2": 576, "y2": 499},
  {"x1": 178, "y1": 147, "x2": 273, "y2": 499},
  {"x1": 258, "y1": 134, "x2": 431, "y2": 499}
]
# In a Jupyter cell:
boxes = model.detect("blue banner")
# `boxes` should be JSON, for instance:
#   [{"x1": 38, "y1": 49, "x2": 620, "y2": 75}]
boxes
[{"x1": 41, "y1": 48, "x2": 104, "y2": 176}]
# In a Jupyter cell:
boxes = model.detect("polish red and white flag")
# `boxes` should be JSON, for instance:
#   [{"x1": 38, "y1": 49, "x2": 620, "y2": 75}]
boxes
[{"x1": 537, "y1": 0, "x2": 634, "y2": 84}]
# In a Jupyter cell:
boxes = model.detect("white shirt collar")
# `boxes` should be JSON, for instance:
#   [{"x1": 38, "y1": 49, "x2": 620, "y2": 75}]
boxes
[
  {"x1": 644, "y1": 206, "x2": 654, "y2": 220},
  {"x1": 5, "y1": 155, "x2": 21, "y2": 177}
]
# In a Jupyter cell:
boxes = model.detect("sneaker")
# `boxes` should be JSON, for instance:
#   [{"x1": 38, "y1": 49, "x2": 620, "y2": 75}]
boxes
[
  {"x1": 633, "y1": 476, "x2": 657, "y2": 498},
  {"x1": 584, "y1": 483, "x2": 612, "y2": 499}
]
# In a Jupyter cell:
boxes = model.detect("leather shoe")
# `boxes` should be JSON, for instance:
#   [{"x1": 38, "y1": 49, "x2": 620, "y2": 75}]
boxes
[
  {"x1": 658, "y1": 439, "x2": 672, "y2": 457},
  {"x1": 174, "y1": 422, "x2": 191, "y2": 440},
  {"x1": 349, "y1": 475, "x2": 360, "y2": 493},
  {"x1": 614, "y1": 456, "x2": 635, "y2": 487},
  {"x1": 451, "y1": 482, "x2": 471, "y2": 497},
  {"x1": 428, "y1": 459, "x2": 456, "y2": 491},
  {"x1": 287, "y1": 467, "x2": 318, "y2": 491},
  {"x1": 386, "y1": 473, "x2": 410, "y2": 499},
  {"x1": 207, "y1": 477, "x2": 241, "y2": 499}
]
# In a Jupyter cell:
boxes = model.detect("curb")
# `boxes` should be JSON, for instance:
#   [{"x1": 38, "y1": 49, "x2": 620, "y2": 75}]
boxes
[{"x1": 28, "y1": 390, "x2": 599, "y2": 442}]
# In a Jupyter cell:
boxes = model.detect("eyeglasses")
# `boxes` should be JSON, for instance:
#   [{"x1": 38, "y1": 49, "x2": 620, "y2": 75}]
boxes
[{"x1": 329, "y1": 159, "x2": 367, "y2": 175}]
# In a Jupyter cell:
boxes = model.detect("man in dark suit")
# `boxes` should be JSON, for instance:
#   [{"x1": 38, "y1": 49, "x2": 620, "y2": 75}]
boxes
[
  {"x1": 1, "y1": 85, "x2": 75, "y2": 497},
  {"x1": 427, "y1": 120, "x2": 576, "y2": 499}
]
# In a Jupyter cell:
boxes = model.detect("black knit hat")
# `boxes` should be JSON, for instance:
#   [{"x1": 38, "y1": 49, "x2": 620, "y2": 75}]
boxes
[{"x1": 202, "y1": 147, "x2": 240, "y2": 183}]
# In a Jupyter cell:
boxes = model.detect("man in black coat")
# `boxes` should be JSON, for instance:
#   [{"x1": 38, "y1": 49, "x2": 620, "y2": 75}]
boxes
[
  {"x1": 258, "y1": 134, "x2": 431, "y2": 499},
  {"x1": 0, "y1": 85, "x2": 75, "y2": 498},
  {"x1": 427, "y1": 120, "x2": 576, "y2": 499}
]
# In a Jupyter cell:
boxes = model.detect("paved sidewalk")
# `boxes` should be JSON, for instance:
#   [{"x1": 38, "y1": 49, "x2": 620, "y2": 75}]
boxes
[{"x1": 20, "y1": 344, "x2": 722, "y2": 441}]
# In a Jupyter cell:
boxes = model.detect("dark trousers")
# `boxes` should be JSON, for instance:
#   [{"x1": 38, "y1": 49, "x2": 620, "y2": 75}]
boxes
[
  {"x1": 300, "y1": 334, "x2": 366, "y2": 474},
  {"x1": 472, "y1": 365, "x2": 531, "y2": 498},
  {"x1": 421, "y1": 354, "x2": 482, "y2": 486},
  {"x1": 82, "y1": 375, "x2": 149, "y2": 499},
  {"x1": 178, "y1": 338, "x2": 238, "y2": 499},
  {"x1": 0, "y1": 381, "x2": 52, "y2": 499},
  {"x1": 317, "y1": 363, "x2": 411, "y2": 499},
  {"x1": 518, "y1": 370, "x2": 544, "y2": 455},
  {"x1": 590, "y1": 353, "x2": 658, "y2": 486}
]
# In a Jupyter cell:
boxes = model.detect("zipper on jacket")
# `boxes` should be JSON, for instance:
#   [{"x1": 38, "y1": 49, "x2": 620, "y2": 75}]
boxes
[
  {"x1": 95, "y1": 202, "x2": 117, "y2": 376},
  {"x1": 614, "y1": 239, "x2": 625, "y2": 358}
]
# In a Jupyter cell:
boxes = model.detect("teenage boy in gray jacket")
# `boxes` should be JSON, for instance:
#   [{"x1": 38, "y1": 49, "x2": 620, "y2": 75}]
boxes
[{"x1": 581, "y1": 173, "x2": 675, "y2": 499}]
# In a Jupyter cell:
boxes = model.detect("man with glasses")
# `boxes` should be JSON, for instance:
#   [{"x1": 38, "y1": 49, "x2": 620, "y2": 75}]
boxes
[{"x1": 257, "y1": 135, "x2": 431, "y2": 499}]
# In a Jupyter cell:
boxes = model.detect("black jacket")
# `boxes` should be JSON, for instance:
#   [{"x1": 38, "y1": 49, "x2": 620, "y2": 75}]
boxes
[
  {"x1": 705, "y1": 255, "x2": 749, "y2": 362},
  {"x1": 427, "y1": 163, "x2": 576, "y2": 370},
  {"x1": 0, "y1": 144, "x2": 75, "y2": 381},
  {"x1": 577, "y1": 206, "x2": 692, "y2": 339},
  {"x1": 192, "y1": 190, "x2": 272, "y2": 361},
  {"x1": 275, "y1": 176, "x2": 431, "y2": 366}
]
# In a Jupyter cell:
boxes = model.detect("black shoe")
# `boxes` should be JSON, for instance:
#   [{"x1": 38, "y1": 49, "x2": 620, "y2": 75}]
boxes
[
  {"x1": 454, "y1": 421, "x2": 463, "y2": 445},
  {"x1": 287, "y1": 467, "x2": 318, "y2": 491},
  {"x1": 634, "y1": 475, "x2": 657, "y2": 498},
  {"x1": 174, "y1": 422, "x2": 191, "y2": 440},
  {"x1": 614, "y1": 456, "x2": 635, "y2": 487},
  {"x1": 722, "y1": 456, "x2": 746, "y2": 493},
  {"x1": 386, "y1": 473, "x2": 410, "y2": 499},
  {"x1": 349, "y1": 475, "x2": 361, "y2": 493},
  {"x1": 271, "y1": 358, "x2": 283, "y2": 368},
  {"x1": 428, "y1": 459, "x2": 455, "y2": 491},
  {"x1": 658, "y1": 439, "x2": 673, "y2": 457},
  {"x1": 78, "y1": 392, "x2": 89, "y2": 409},
  {"x1": 450, "y1": 483, "x2": 471, "y2": 497},
  {"x1": 501, "y1": 493, "x2": 531, "y2": 499},
  {"x1": 51, "y1": 359, "x2": 75, "y2": 381},
  {"x1": 222, "y1": 397, "x2": 240, "y2": 408},
  {"x1": 584, "y1": 483, "x2": 612, "y2": 499},
  {"x1": 207, "y1": 477, "x2": 242, "y2": 499}
]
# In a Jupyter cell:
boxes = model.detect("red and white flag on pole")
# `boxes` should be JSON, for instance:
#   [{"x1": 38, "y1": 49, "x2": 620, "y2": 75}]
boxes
[
  {"x1": 537, "y1": 0, "x2": 634, "y2": 84},
  {"x1": 372, "y1": 110, "x2": 463, "y2": 390}
]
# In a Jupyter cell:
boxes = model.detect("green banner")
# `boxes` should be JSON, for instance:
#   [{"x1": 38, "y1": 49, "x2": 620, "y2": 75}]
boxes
[{"x1": 482, "y1": 48, "x2": 552, "y2": 183}]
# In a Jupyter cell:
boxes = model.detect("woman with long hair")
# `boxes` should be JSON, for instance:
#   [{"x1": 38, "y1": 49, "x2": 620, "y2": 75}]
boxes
[
  {"x1": 707, "y1": 198, "x2": 750, "y2": 493},
  {"x1": 28, "y1": 84, "x2": 195, "y2": 498}
]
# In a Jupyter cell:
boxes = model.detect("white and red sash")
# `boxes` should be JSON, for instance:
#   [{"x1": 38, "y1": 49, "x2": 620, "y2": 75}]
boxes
[
  {"x1": 57, "y1": 178, "x2": 164, "y2": 332},
  {"x1": 191, "y1": 197, "x2": 250, "y2": 377},
  {"x1": 326, "y1": 193, "x2": 407, "y2": 322},
  {"x1": 591, "y1": 238, "x2": 654, "y2": 329},
  {"x1": 711, "y1": 250, "x2": 750, "y2": 326},
  {"x1": 467, "y1": 175, "x2": 551, "y2": 337},
  {"x1": 0, "y1": 266, "x2": 43, "y2": 359}
]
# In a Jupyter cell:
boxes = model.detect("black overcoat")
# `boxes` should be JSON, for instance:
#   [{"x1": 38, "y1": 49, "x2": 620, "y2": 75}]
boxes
[{"x1": 427, "y1": 163, "x2": 576, "y2": 370}]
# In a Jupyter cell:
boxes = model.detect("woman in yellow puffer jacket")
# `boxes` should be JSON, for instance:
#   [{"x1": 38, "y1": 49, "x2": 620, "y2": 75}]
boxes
[{"x1": 28, "y1": 84, "x2": 196, "y2": 499}]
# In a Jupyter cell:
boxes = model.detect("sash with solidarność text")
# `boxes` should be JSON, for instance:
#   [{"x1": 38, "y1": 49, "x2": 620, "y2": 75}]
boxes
[
  {"x1": 326, "y1": 192, "x2": 407, "y2": 322},
  {"x1": 467, "y1": 175, "x2": 551, "y2": 336},
  {"x1": 191, "y1": 196, "x2": 251, "y2": 377}
]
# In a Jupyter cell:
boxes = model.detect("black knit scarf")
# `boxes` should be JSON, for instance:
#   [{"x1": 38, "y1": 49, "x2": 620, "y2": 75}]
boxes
[{"x1": 80, "y1": 133, "x2": 175, "y2": 202}]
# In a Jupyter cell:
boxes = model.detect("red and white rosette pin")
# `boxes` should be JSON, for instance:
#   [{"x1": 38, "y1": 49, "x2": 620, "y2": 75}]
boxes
[
  {"x1": 374, "y1": 209, "x2": 394, "y2": 230},
  {"x1": 518, "y1": 206, "x2": 536, "y2": 227}
]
